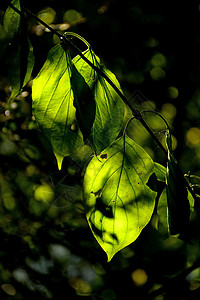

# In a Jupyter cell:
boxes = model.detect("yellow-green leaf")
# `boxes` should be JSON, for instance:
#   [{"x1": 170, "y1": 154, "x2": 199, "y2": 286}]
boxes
[
  {"x1": 32, "y1": 44, "x2": 83, "y2": 169},
  {"x1": 83, "y1": 135, "x2": 157, "y2": 261},
  {"x1": 154, "y1": 162, "x2": 166, "y2": 182},
  {"x1": 73, "y1": 48, "x2": 125, "y2": 154}
]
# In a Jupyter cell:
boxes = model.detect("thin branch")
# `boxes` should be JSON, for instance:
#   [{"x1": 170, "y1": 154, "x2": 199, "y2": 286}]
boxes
[{"x1": 8, "y1": 2, "x2": 167, "y2": 156}]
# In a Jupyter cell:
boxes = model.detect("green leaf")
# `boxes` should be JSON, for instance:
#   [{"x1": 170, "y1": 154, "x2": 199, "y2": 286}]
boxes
[
  {"x1": 70, "y1": 64, "x2": 96, "y2": 140},
  {"x1": 157, "y1": 187, "x2": 195, "y2": 239},
  {"x1": 184, "y1": 174, "x2": 200, "y2": 212},
  {"x1": 8, "y1": 36, "x2": 35, "y2": 103},
  {"x1": 3, "y1": 0, "x2": 21, "y2": 39},
  {"x1": 165, "y1": 131, "x2": 190, "y2": 235},
  {"x1": 4, "y1": 0, "x2": 35, "y2": 103},
  {"x1": 157, "y1": 188, "x2": 170, "y2": 238},
  {"x1": 32, "y1": 44, "x2": 83, "y2": 169},
  {"x1": 154, "y1": 162, "x2": 166, "y2": 182},
  {"x1": 73, "y1": 48, "x2": 125, "y2": 154},
  {"x1": 83, "y1": 135, "x2": 157, "y2": 261}
]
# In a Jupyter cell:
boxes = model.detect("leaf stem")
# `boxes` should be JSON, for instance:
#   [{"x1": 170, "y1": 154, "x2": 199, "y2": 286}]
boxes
[
  {"x1": 123, "y1": 116, "x2": 135, "y2": 136},
  {"x1": 141, "y1": 110, "x2": 171, "y2": 132},
  {"x1": 63, "y1": 32, "x2": 91, "y2": 49},
  {"x1": 8, "y1": 2, "x2": 167, "y2": 156}
]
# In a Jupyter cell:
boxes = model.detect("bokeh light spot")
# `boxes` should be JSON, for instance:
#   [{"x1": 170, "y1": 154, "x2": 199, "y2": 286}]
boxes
[
  {"x1": 63, "y1": 10, "x2": 81, "y2": 24},
  {"x1": 59, "y1": 23, "x2": 70, "y2": 31},
  {"x1": 186, "y1": 127, "x2": 200, "y2": 148},
  {"x1": 131, "y1": 268, "x2": 148, "y2": 286},
  {"x1": 1, "y1": 284, "x2": 16, "y2": 296},
  {"x1": 0, "y1": 139, "x2": 16, "y2": 156},
  {"x1": 98, "y1": 5, "x2": 109, "y2": 14},
  {"x1": 69, "y1": 278, "x2": 92, "y2": 296},
  {"x1": 3, "y1": 194, "x2": 16, "y2": 210},
  {"x1": 167, "y1": 86, "x2": 179, "y2": 99},
  {"x1": 37, "y1": 7, "x2": 56, "y2": 24},
  {"x1": 151, "y1": 53, "x2": 167, "y2": 68},
  {"x1": 34, "y1": 184, "x2": 54, "y2": 203},
  {"x1": 160, "y1": 103, "x2": 177, "y2": 120},
  {"x1": 150, "y1": 67, "x2": 166, "y2": 80}
]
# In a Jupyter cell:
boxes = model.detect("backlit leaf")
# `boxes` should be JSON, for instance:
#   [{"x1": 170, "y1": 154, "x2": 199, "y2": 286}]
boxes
[
  {"x1": 83, "y1": 135, "x2": 157, "y2": 261},
  {"x1": 157, "y1": 188, "x2": 170, "y2": 237},
  {"x1": 32, "y1": 44, "x2": 83, "y2": 169},
  {"x1": 73, "y1": 48, "x2": 125, "y2": 154},
  {"x1": 166, "y1": 130, "x2": 190, "y2": 235},
  {"x1": 154, "y1": 162, "x2": 166, "y2": 182}
]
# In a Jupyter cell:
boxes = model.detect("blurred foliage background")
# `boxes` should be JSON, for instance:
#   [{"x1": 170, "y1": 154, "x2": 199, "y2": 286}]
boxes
[{"x1": 1, "y1": 0, "x2": 200, "y2": 299}]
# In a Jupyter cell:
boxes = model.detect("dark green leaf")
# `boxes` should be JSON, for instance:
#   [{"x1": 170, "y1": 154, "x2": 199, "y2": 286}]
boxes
[
  {"x1": 32, "y1": 44, "x2": 83, "y2": 169},
  {"x1": 83, "y1": 135, "x2": 156, "y2": 261},
  {"x1": 3, "y1": 0, "x2": 21, "y2": 39},
  {"x1": 157, "y1": 188, "x2": 170, "y2": 238},
  {"x1": 73, "y1": 48, "x2": 125, "y2": 154},
  {"x1": 4, "y1": 0, "x2": 35, "y2": 103},
  {"x1": 166, "y1": 131, "x2": 190, "y2": 235},
  {"x1": 184, "y1": 174, "x2": 200, "y2": 212},
  {"x1": 70, "y1": 64, "x2": 96, "y2": 140},
  {"x1": 7, "y1": 36, "x2": 35, "y2": 103},
  {"x1": 157, "y1": 187, "x2": 194, "y2": 238}
]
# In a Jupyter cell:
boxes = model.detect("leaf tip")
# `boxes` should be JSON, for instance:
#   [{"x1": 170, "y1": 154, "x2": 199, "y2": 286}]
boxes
[
  {"x1": 107, "y1": 254, "x2": 114, "y2": 262},
  {"x1": 55, "y1": 153, "x2": 64, "y2": 170},
  {"x1": 106, "y1": 248, "x2": 118, "y2": 262}
]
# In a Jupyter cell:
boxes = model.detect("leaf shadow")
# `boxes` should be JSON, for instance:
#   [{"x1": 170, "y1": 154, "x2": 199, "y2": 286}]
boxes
[{"x1": 71, "y1": 64, "x2": 96, "y2": 141}]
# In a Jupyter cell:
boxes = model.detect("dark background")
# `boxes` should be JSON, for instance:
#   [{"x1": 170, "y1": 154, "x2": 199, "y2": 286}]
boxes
[{"x1": 1, "y1": 0, "x2": 200, "y2": 299}]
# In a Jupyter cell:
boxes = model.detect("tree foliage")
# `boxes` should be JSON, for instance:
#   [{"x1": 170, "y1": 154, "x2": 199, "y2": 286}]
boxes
[
  {"x1": 2, "y1": 0, "x2": 197, "y2": 261},
  {"x1": 1, "y1": 0, "x2": 200, "y2": 299}
]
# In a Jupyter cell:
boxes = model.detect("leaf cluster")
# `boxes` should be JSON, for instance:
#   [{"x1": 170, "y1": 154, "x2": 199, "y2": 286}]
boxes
[{"x1": 2, "y1": 0, "x2": 198, "y2": 261}]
